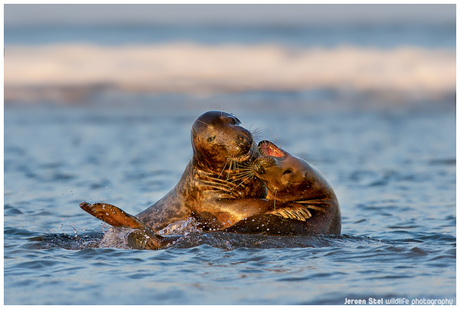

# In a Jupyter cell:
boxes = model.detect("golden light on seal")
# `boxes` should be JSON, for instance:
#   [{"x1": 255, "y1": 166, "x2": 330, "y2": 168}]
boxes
[{"x1": 251, "y1": 140, "x2": 341, "y2": 235}]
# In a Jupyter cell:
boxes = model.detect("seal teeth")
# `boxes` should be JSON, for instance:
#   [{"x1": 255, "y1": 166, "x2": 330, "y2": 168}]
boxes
[{"x1": 258, "y1": 140, "x2": 284, "y2": 158}]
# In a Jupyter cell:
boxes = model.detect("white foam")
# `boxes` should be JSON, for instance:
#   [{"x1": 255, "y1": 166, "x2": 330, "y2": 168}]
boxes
[
  {"x1": 4, "y1": 43, "x2": 455, "y2": 101},
  {"x1": 158, "y1": 217, "x2": 202, "y2": 236},
  {"x1": 97, "y1": 227, "x2": 132, "y2": 249}
]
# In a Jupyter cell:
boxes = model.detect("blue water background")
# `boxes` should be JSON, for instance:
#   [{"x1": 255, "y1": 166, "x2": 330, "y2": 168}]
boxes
[
  {"x1": 4, "y1": 22, "x2": 455, "y2": 48},
  {"x1": 4, "y1": 15, "x2": 456, "y2": 305},
  {"x1": 4, "y1": 101, "x2": 456, "y2": 305}
]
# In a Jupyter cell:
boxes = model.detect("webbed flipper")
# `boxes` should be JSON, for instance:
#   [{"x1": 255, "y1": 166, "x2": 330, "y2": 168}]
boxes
[
  {"x1": 80, "y1": 202, "x2": 173, "y2": 249},
  {"x1": 80, "y1": 202, "x2": 145, "y2": 229}
]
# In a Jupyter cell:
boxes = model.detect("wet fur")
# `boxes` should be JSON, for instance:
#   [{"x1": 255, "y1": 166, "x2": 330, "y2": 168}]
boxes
[
  {"x1": 249, "y1": 141, "x2": 341, "y2": 235},
  {"x1": 135, "y1": 111, "x2": 281, "y2": 232},
  {"x1": 80, "y1": 112, "x2": 339, "y2": 247}
]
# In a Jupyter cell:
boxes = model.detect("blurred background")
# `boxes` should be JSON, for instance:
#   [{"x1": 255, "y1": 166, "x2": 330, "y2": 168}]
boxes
[{"x1": 4, "y1": 4, "x2": 456, "y2": 110}]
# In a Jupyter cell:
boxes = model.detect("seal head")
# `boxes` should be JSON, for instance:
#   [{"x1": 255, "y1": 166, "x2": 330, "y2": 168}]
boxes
[
  {"x1": 250, "y1": 140, "x2": 341, "y2": 235},
  {"x1": 253, "y1": 140, "x2": 323, "y2": 202},
  {"x1": 191, "y1": 111, "x2": 255, "y2": 171}
]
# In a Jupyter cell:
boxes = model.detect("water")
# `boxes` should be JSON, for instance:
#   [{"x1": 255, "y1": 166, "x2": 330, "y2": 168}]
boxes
[
  {"x1": 4, "y1": 6, "x2": 456, "y2": 304},
  {"x1": 4, "y1": 101, "x2": 456, "y2": 305},
  {"x1": 4, "y1": 22, "x2": 455, "y2": 48}
]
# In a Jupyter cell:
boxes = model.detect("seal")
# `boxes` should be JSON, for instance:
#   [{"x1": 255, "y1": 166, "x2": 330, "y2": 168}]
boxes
[
  {"x1": 82, "y1": 111, "x2": 294, "y2": 248},
  {"x1": 226, "y1": 140, "x2": 341, "y2": 235},
  {"x1": 82, "y1": 111, "x2": 294, "y2": 238},
  {"x1": 135, "y1": 111, "x2": 290, "y2": 231},
  {"x1": 80, "y1": 112, "x2": 332, "y2": 247}
]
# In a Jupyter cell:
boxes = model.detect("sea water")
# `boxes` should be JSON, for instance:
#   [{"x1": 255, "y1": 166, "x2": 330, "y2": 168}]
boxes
[
  {"x1": 4, "y1": 21, "x2": 455, "y2": 48},
  {"x1": 4, "y1": 100, "x2": 455, "y2": 305},
  {"x1": 4, "y1": 14, "x2": 456, "y2": 305}
]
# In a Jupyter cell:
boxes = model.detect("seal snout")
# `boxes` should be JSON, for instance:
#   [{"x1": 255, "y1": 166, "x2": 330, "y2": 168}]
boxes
[
  {"x1": 252, "y1": 156, "x2": 277, "y2": 175},
  {"x1": 236, "y1": 133, "x2": 252, "y2": 149},
  {"x1": 252, "y1": 159, "x2": 266, "y2": 175},
  {"x1": 232, "y1": 132, "x2": 253, "y2": 158}
]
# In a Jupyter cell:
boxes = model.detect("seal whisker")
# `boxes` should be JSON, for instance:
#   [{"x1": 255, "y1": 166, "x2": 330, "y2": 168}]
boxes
[
  {"x1": 234, "y1": 174, "x2": 255, "y2": 189},
  {"x1": 224, "y1": 170, "x2": 253, "y2": 183},
  {"x1": 251, "y1": 128, "x2": 263, "y2": 143},
  {"x1": 202, "y1": 172, "x2": 239, "y2": 184},
  {"x1": 200, "y1": 181, "x2": 235, "y2": 194},
  {"x1": 226, "y1": 160, "x2": 235, "y2": 179},
  {"x1": 218, "y1": 159, "x2": 230, "y2": 179},
  {"x1": 236, "y1": 171, "x2": 255, "y2": 179},
  {"x1": 234, "y1": 162, "x2": 253, "y2": 172},
  {"x1": 201, "y1": 178, "x2": 238, "y2": 188},
  {"x1": 228, "y1": 171, "x2": 255, "y2": 183}
]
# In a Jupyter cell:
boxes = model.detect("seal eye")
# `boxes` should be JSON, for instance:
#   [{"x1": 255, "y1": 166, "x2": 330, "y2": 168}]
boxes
[
  {"x1": 227, "y1": 117, "x2": 238, "y2": 125},
  {"x1": 283, "y1": 169, "x2": 293, "y2": 175},
  {"x1": 207, "y1": 136, "x2": 216, "y2": 142}
]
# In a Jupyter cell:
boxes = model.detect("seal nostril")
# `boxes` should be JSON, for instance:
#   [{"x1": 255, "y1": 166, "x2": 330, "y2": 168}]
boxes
[{"x1": 236, "y1": 134, "x2": 251, "y2": 149}]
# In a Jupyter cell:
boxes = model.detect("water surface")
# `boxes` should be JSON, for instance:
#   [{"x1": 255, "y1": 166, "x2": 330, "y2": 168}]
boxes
[{"x1": 4, "y1": 101, "x2": 455, "y2": 305}]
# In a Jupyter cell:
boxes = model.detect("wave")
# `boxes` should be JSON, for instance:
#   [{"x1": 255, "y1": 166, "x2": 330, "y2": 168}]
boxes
[{"x1": 4, "y1": 43, "x2": 455, "y2": 102}]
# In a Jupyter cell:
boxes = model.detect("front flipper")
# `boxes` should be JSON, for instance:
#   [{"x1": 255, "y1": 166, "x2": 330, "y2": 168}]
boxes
[
  {"x1": 266, "y1": 203, "x2": 312, "y2": 221},
  {"x1": 80, "y1": 202, "x2": 174, "y2": 249}
]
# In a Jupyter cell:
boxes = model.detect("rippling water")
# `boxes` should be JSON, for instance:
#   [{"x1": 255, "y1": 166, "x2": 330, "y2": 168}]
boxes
[{"x1": 4, "y1": 100, "x2": 455, "y2": 305}]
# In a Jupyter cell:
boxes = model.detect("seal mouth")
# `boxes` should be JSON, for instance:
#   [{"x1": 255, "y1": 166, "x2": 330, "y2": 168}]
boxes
[
  {"x1": 258, "y1": 140, "x2": 285, "y2": 158},
  {"x1": 230, "y1": 147, "x2": 253, "y2": 163}
]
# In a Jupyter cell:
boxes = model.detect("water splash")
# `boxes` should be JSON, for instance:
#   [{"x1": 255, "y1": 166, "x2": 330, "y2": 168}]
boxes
[{"x1": 158, "y1": 217, "x2": 202, "y2": 236}]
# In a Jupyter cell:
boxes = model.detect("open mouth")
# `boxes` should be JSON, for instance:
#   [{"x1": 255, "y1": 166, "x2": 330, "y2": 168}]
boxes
[{"x1": 258, "y1": 140, "x2": 284, "y2": 158}]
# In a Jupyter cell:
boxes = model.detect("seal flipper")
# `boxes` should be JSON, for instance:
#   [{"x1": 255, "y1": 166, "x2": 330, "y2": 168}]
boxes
[
  {"x1": 266, "y1": 203, "x2": 313, "y2": 221},
  {"x1": 80, "y1": 202, "x2": 146, "y2": 229},
  {"x1": 80, "y1": 202, "x2": 173, "y2": 249}
]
